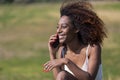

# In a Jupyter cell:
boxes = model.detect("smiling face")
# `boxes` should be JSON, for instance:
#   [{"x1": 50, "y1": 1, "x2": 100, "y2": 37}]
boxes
[{"x1": 57, "y1": 16, "x2": 77, "y2": 44}]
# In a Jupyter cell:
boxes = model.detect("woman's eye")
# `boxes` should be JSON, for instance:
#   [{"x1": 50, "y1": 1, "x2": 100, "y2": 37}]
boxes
[{"x1": 62, "y1": 25, "x2": 67, "y2": 28}]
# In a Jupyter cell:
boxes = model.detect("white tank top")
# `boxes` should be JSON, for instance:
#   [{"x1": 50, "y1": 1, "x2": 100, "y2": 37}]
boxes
[{"x1": 64, "y1": 45, "x2": 103, "y2": 80}]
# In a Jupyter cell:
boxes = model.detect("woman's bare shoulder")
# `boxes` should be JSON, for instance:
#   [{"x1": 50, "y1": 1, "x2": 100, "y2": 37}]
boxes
[{"x1": 89, "y1": 44, "x2": 101, "y2": 57}]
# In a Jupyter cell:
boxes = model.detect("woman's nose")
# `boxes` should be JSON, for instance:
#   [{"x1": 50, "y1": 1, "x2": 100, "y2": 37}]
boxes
[{"x1": 57, "y1": 27, "x2": 62, "y2": 33}]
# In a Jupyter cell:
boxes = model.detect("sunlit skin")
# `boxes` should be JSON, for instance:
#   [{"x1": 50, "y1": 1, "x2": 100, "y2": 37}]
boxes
[
  {"x1": 43, "y1": 16, "x2": 81, "y2": 72},
  {"x1": 57, "y1": 16, "x2": 77, "y2": 44},
  {"x1": 43, "y1": 15, "x2": 101, "y2": 80}
]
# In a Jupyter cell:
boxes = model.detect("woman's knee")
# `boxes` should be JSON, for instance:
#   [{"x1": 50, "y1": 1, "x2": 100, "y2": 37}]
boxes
[
  {"x1": 56, "y1": 71, "x2": 67, "y2": 80},
  {"x1": 56, "y1": 71, "x2": 78, "y2": 80}
]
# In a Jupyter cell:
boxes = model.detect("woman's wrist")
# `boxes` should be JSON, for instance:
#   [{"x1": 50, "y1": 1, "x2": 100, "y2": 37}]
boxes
[
  {"x1": 63, "y1": 58, "x2": 69, "y2": 65},
  {"x1": 49, "y1": 52, "x2": 57, "y2": 60}
]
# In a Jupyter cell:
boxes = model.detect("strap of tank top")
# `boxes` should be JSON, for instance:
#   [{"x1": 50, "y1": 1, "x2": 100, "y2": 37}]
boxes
[
  {"x1": 86, "y1": 45, "x2": 90, "y2": 57},
  {"x1": 61, "y1": 47, "x2": 66, "y2": 58}
]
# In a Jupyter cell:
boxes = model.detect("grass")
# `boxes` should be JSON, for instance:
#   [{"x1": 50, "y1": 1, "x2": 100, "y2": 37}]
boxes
[{"x1": 0, "y1": 1, "x2": 120, "y2": 80}]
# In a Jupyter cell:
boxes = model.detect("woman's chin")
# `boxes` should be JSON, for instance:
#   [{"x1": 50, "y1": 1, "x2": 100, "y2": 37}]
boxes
[{"x1": 59, "y1": 40, "x2": 65, "y2": 44}]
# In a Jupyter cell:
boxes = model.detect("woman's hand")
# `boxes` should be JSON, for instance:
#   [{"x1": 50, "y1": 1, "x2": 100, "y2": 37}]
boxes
[
  {"x1": 48, "y1": 34, "x2": 59, "y2": 56},
  {"x1": 43, "y1": 58, "x2": 69, "y2": 72}
]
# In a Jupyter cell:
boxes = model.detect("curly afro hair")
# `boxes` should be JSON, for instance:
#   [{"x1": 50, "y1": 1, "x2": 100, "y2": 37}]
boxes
[{"x1": 60, "y1": 0, "x2": 107, "y2": 45}]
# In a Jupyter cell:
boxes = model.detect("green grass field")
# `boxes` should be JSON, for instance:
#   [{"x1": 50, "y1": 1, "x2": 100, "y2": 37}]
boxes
[{"x1": 0, "y1": 2, "x2": 120, "y2": 80}]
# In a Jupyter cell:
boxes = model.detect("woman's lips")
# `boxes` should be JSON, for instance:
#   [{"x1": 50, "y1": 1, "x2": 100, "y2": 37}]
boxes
[{"x1": 58, "y1": 34, "x2": 65, "y2": 39}]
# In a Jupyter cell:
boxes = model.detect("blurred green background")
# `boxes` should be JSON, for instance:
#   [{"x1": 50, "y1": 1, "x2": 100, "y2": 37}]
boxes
[{"x1": 0, "y1": 1, "x2": 120, "y2": 80}]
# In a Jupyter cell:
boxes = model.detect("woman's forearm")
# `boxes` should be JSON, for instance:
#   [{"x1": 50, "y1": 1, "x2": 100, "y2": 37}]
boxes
[
  {"x1": 49, "y1": 52, "x2": 62, "y2": 79},
  {"x1": 49, "y1": 52, "x2": 56, "y2": 60},
  {"x1": 66, "y1": 59, "x2": 92, "y2": 80}
]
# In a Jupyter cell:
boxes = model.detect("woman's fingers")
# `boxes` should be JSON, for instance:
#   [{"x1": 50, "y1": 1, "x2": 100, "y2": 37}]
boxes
[
  {"x1": 48, "y1": 65, "x2": 54, "y2": 71},
  {"x1": 49, "y1": 34, "x2": 59, "y2": 48},
  {"x1": 43, "y1": 61, "x2": 56, "y2": 72},
  {"x1": 44, "y1": 61, "x2": 52, "y2": 71},
  {"x1": 49, "y1": 34, "x2": 58, "y2": 40},
  {"x1": 43, "y1": 59, "x2": 64, "y2": 72},
  {"x1": 49, "y1": 39, "x2": 55, "y2": 44}
]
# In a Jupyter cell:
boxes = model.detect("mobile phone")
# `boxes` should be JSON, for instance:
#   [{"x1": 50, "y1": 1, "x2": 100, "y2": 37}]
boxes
[{"x1": 52, "y1": 34, "x2": 59, "y2": 48}]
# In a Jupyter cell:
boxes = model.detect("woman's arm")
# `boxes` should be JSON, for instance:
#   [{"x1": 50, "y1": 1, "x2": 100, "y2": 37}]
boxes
[
  {"x1": 44, "y1": 34, "x2": 69, "y2": 80},
  {"x1": 44, "y1": 46, "x2": 67, "y2": 79},
  {"x1": 44, "y1": 34, "x2": 62, "y2": 79},
  {"x1": 50, "y1": 46, "x2": 64, "y2": 79},
  {"x1": 65, "y1": 44, "x2": 101, "y2": 80}
]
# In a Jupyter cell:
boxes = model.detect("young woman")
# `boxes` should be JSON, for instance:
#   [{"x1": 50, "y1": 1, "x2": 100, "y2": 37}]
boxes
[{"x1": 44, "y1": 1, "x2": 107, "y2": 80}]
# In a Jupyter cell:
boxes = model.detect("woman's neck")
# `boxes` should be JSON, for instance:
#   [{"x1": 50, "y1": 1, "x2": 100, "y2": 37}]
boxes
[{"x1": 66, "y1": 36, "x2": 86, "y2": 54}]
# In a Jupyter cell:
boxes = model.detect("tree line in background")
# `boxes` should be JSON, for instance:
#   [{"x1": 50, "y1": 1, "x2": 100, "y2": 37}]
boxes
[
  {"x1": 0, "y1": 0, "x2": 60, "y2": 3},
  {"x1": 0, "y1": 0, "x2": 120, "y2": 4}
]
